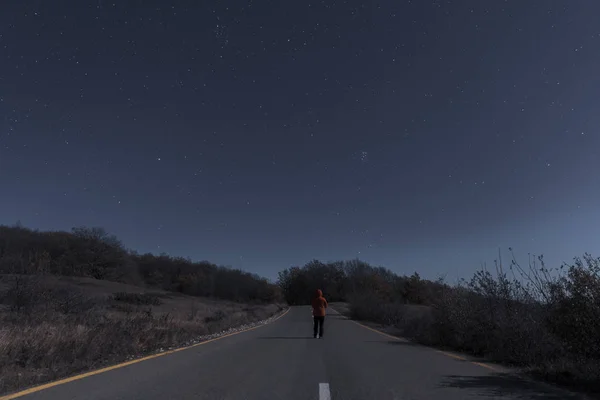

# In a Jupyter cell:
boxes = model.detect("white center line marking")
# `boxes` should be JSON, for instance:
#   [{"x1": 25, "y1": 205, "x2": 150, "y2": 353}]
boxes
[{"x1": 319, "y1": 383, "x2": 331, "y2": 400}]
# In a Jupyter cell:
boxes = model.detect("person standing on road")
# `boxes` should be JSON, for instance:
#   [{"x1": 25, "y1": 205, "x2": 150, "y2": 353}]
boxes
[{"x1": 312, "y1": 289, "x2": 328, "y2": 339}]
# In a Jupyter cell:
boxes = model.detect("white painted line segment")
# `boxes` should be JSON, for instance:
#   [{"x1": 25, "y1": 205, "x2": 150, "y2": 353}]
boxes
[{"x1": 319, "y1": 383, "x2": 331, "y2": 400}]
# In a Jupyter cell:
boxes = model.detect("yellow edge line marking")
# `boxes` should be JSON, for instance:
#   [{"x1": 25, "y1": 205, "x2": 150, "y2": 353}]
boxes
[
  {"x1": 472, "y1": 361, "x2": 501, "y2": 372},
  {"x1": 0, "y1": 307, "x2": 291, "y2": 400},
  {"x1": 350, "y1": 320, "x2": 408, "y2": 342},
  {"x1": 330, "y1": 308, "x2": 408, "y2": 342},
  {"x1": 436, "y1": 350, "x2": 467, "y2": 361},
  {"x1": 332, "y1": 308, "x2": 501, "y2": 373}
]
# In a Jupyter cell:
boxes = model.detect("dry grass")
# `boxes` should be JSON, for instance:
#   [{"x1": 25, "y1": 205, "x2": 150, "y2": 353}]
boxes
[{"x1": 0, "y1": 274, "x2": 284, "y2": 396}]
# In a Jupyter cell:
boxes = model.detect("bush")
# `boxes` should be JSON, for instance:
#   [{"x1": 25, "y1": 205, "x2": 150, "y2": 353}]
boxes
[
  {"x1": 0, "y1": 275, "x2": 44, "y2": 313},
  {"x1": 277, "y1": 253, "x2": 600, "y2": 394},
  {"x1": 44, "y1": 286, "x2": 96, "y2": 314},
  {"x1": 391, "y1": 254, "x2": 600, "y2": 394},
  {"x1": 204, "y1": 310, "x2": 226, "y2": 323}
]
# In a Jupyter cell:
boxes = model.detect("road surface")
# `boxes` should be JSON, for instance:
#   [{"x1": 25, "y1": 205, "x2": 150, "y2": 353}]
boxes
[{"x1": 2, "y1": 307, "x2": 587, "y2": 400}]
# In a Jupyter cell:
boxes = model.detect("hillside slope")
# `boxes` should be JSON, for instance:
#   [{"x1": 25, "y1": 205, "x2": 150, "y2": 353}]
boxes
[{"x1": 0, "y1": 274, "x2": 285, "y2": 395}]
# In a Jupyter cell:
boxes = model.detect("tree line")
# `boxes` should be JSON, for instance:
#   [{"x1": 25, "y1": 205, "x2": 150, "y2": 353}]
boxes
[
  {"x1": 277, "y1": 259, "x2": 441, "y2": 306},
  {"x1": 0, "y1": 225, "x2": 281, "y2": 304}
]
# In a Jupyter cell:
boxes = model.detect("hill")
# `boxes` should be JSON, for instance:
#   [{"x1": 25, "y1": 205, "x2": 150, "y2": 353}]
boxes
[{"x1": 0, "y1": 225, "x2": 285, "y2": 395}]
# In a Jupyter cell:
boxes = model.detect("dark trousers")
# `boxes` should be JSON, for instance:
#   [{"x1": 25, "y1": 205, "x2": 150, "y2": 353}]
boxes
[{"x1": 313, "y1": 316, "x2": 325, "y2": 337}]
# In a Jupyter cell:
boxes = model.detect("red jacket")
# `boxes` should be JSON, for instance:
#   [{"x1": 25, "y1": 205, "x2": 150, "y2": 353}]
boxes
[{"x1": 312, "y1": 289, "x2": 328, "y2": 317}]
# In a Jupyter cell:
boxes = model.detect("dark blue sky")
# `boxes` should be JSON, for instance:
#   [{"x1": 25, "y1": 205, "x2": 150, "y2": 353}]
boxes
[{"x1": 2, "y1": 1, "x2": 599, "y2": 281}]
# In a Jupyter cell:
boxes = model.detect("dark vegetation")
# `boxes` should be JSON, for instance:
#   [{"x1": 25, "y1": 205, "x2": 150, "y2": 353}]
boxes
[
  {"x1": 0, "y1": 225, "x2": 284, "y2": 395},
  {"x1": 2, "y1": 223, "x2": 597, "y2": 397},
  {"x1": 278, "y1": 256, "x2": 600, "y2": 396},
  {"x1": 110, "y1": 291, "x2": 163, "y2": 306},
  {"x1": 0, "y1": 225, "x2": 282, "y2": 303}
]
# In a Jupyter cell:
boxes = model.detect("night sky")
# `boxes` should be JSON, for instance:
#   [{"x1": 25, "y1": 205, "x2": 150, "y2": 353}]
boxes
[{"x1": 2, "y1": 1, "x2": 600, "y2": 281}]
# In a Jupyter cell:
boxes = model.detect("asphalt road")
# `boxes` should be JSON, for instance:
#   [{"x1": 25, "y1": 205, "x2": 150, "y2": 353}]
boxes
[{"x1": 3, "y1": 307, "x2": 588, "y2": 400}]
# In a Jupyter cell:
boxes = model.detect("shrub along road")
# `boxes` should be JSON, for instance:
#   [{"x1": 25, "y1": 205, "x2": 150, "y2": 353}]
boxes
[{"x1": 1, "y1": 307, "x2": 589, "y2": 400}]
